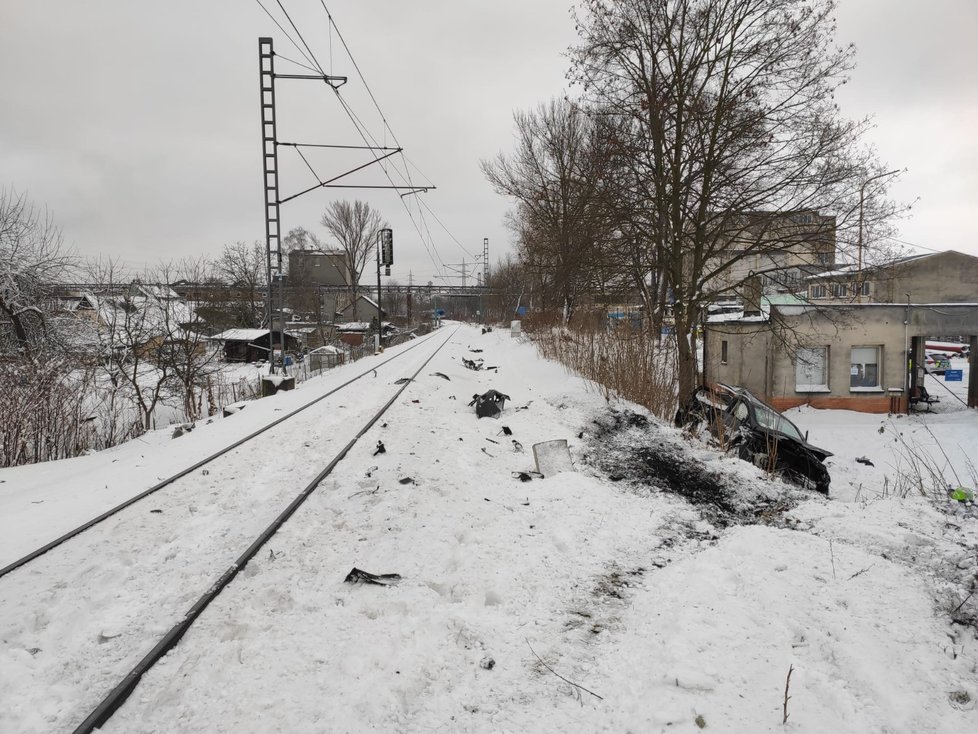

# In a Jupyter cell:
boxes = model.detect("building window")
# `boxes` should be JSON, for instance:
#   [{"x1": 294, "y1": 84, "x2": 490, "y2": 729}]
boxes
[
  {"x1": 831, "y1": 283, "x2": 848, "y2": 298},
  {"x1": 850, "y1": 346, "x2": 881, "y2": 389},
  {"x1": 855, "y1": 280, "x2": 870, "y2": 296},
  {"x1": 795, "y1": 347, "x2": 829, "y2": 391},
  {"x1": 810, "y1": 284, "x2": 826, "y2": 299},
  {"x1": 721, "y1": 340, "x2": 728, "y2": 364}
]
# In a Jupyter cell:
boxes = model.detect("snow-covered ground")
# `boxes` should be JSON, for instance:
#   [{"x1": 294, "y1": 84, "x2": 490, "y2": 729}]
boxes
[{"x1": 1, "y1": 324, "x2": 975, "y2": 733}]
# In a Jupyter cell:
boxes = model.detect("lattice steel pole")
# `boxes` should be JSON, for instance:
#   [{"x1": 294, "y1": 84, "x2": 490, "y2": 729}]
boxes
[{"x1": 259, "y1": 37, "x2": 282, "y2": 373}]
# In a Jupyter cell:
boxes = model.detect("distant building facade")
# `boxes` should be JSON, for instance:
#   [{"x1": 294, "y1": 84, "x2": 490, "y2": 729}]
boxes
[
  {"x1": 704, "y1": 250, "x2": 978, "y2": 413},
  {"x1": 288, "y1": 249, "x2": 351, "y2": 287}
]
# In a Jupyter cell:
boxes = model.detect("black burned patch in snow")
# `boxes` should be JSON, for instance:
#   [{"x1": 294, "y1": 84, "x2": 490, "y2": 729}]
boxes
[{"x1": 581, "y1": 408, "x2": 798, "y2": 527}]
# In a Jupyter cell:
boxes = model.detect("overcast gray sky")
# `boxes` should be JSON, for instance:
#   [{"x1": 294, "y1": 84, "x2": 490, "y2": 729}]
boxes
[{"x1": 2, "y1": 0, "x2": 976, "y2": 284}]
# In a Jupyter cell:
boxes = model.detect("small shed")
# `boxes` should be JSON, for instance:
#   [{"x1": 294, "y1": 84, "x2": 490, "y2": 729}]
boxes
[
  {"x1": 338, "y1": 295, "x2": 383, "y2": 323},
  {"x1": 210, "y1": 328, "x2": 302, "y2": 362},
  {"x1": 336, "y1": 321, "x2": 397, "y2": 347},
  {"x1": 308, "y1": 344, "x2": 347, "y2": 370}
]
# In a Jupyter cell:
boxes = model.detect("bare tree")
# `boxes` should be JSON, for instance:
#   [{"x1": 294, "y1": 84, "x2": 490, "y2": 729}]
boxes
[
  {"x1": 213, "y1": 240, "x2": 267, "y2": 328},
  {"x1": 320, "y1": 200, "x2": 387, "y2": 320},
  {"x1": 570, "y1": 0, "x2": 902, "y2": 398},
  {"x1": 84, "y1": 260, "x2": 211, "y2": 431},
  {"x1": 282, "y1": 226, "x2": 323, "y2": 256},
  {"x1": 161, "y1": 259, "x2": 222, "y2": 421},
  {"x1": 483, "y1": 98, "x2": 615, "y2": 323},
  {"x1": 0, "y1": 186, "x2": 75, "y2": 354},
  {"x1": 486, "y1": 254, "x2": 530, "y2": 322},
  {"x1": 378, "y1": 279, "x2": 400, "y2": 321}
]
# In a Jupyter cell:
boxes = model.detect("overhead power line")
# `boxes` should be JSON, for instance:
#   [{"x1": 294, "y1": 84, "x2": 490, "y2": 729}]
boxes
[{"x1": 257, "y1": 1, "x2": 476, "y2": 281}]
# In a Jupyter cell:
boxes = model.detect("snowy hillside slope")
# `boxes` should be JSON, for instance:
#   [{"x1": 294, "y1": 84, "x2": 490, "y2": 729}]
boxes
[{"x1": 1, "y1": 323, "x2": 975, "y2": 733}]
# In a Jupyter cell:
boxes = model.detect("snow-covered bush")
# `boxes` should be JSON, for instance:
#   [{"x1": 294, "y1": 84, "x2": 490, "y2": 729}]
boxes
[{"x1": 0, "y1": 357, "x2": 90, "y2": 466}]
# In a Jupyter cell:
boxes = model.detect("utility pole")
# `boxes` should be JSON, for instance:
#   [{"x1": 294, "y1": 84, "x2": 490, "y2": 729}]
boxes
[
  {"x1": 258, "y1": 38, "x2": 282, "y2": 373},
  {"x1": 482, "y1": 237, "x2": 489, "y2": 326},
  {"x1": 256, "y1": 36, "x2": 430, "y2": 371},
  {"x1": 444, "y1": 260, "x2": 470, "y2": 286}
]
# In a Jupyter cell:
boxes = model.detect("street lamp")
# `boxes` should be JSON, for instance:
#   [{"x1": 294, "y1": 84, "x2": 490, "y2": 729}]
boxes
[{"x1": 857, "y1": 168, "x2": 902, "y2": 287}]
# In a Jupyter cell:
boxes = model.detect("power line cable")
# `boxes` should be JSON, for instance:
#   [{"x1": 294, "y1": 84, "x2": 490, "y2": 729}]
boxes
[
  {"x1": 329, "y1": 89, "x2": 449, "y2": 278},
  {"x1": 275, "y1": 0, "x2": 326, "y2": 74},
  {"x1": 418, "y1": 198, "x2": 479, "y2": 259},
  {"x1": 266, "y1": 2, "x2": 467, "y2": 281},
  {"x1": 885, "y1": 236, "x2": 943, "y2": 254},
  {"x1": 274, "y1": 51, "x2": 322, "y2": 75},
  {"x1": 253, "y1": 0, "x2": 318, "y2": 70},
  {"x1": 319, "y1": 1, "x2": 398, "y2": 146},
  {"x1": 316, "y1": 2, "x2": 456, "y2": 263}
]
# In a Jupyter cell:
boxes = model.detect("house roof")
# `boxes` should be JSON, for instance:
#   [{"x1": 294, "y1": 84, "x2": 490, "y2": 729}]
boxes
[
  {"x1": 337, "y1": 321, "x2": 394, "y2": 333},
  {"x1": 209, "y1": 328, "x2": 306, "y2": 341},
  {"x1": 339, "y1": 294, "x2": 379, "y2": 310},
  {"x1": 805, "y1": 250, "x2": 972, "y2": 282},
  {"x1": 210, "y1": 328, "x2": 271, "y2": 341}
]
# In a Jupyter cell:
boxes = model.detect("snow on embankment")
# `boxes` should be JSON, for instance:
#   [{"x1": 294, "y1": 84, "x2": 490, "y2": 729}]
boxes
[{"x1": 1, "y1": 324, "x2": 975, "y2": 733}]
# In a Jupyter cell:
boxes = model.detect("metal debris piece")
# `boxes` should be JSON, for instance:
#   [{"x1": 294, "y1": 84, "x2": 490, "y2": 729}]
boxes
[
  {"x1": 430, "y1": 372, "x2": 451, "y2": 381},
  {"x1": 532, "y1": 439, "x2": 574, "y2": 477},
  {"x1": 469, "y1": 390, "x2": 511, "y2": 419},
  {"x1": 344, "y1": 567, "x2": 402, "y2": 586},
  {"x1": 373, "y1": 441, "x2": 386, "y2": 456}
]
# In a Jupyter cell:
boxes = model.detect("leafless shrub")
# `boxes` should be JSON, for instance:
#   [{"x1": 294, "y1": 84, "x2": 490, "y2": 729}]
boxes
[
  {"x1": 0, "y1": 357, "x2": 88, "y2": 466},
  {"x1": 525, "y1": 311, "x2": 677, "y2": 420},
  {"x1": 884, "y1": 423, "x2": 976, "y2": 500}
]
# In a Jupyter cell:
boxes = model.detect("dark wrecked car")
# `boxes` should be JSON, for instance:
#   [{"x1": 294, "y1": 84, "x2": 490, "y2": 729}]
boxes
[{"x1": 676, "y1": 383, "x2": 832, "y2": 494}]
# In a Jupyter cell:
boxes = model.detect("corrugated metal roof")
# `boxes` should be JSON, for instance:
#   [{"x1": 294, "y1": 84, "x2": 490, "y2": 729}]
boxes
[{"x1": 209, "y1": 329, "x2": 270, "y2": 341}]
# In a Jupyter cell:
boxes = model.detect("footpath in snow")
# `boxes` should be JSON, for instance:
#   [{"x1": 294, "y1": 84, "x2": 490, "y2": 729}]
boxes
[{"x1": 1, "y1": 323, "x2": 976, "y2": 733}]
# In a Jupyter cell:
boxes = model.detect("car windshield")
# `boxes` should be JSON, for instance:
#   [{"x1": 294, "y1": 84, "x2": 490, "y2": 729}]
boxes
[{"x1": 752, "y1": 403, "x2": 804, "y2": 441}]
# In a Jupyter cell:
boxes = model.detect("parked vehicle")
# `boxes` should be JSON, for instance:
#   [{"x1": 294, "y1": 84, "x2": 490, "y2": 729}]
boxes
[
  {"x1": 924, "y1": 353, "x2": 952, "y2": 375},
  {"x1": 676, "y1": 384, "x2": 832, "y2": 493},
  {"x1": 925, "y1": 341, "x2": 970, "y2": 358}
]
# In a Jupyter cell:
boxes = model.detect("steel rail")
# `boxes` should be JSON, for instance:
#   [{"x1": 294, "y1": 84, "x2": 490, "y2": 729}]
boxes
[
  {"x1": 0, "y1": 330, "x2": 441, "y2": 581},
  {"x1": 72, "y1": 326, "x2": 457, "y2": 733}
]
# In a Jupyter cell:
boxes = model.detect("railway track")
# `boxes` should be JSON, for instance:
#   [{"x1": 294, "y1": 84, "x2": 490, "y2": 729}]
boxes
[
  {"x1": 0, "y1": 329, "x2": 440, "y2": 581},
  {"x1": 0, "y1": 327, "x2": 457, "y2": 734}
]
